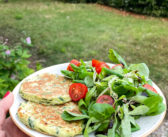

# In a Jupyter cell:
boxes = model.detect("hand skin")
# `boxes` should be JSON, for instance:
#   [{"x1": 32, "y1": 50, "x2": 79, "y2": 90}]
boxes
[{"x1": 0, "y1": 92, "x2": 29, "y2": 137}]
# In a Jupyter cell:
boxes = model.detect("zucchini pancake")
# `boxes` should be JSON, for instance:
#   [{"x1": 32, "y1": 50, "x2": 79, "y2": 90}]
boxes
[
  {"x1": 20, "y1": 73, "x2": 72, "y2": 105},
  {"x1": 17, "y1": 101, "x2": 84, "y2": 137}
]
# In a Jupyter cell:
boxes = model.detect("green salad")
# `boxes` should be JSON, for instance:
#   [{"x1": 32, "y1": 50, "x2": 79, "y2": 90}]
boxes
[{"x1": 61, "y1": 49, "x2": 166, "y2": 137}]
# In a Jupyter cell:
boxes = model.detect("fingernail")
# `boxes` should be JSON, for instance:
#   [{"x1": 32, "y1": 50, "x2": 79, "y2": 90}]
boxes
[{"x1": 3, "y1": 91, "x2": 11, "y2": 98}]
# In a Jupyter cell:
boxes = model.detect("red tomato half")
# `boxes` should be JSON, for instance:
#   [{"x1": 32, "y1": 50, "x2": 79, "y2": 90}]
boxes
[
  {"x1": 67, "y1": 59, "x2": 80, "y2": 71},
  {"x1": 143, "y1": 84, "x2": 157, "y2": 93},
  {"x1": 96, "y1": 62, "x2": 110, "y2": 74},
  {"x1": 92, "y1": 59, "x2": 101, "y2": 68},
  {"x1": 111, "y1": 64, "x2": 123, "y2": 69},
  {"x1": 69, "y1": 83, "x2": 88, "y2": 101},
  {"x1": 96, "y1": 95, "x2": 114, "y2": 106}
]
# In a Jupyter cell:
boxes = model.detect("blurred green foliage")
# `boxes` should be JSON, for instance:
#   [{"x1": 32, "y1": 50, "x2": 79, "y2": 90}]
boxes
[{"x1": 0, "y1": 44, "x2": 34, "y2": 98}]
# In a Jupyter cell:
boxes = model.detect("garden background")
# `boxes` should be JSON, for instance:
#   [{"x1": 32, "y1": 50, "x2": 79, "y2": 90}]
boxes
[{"x1": 0, "y1": 0, "x2": 168, "y2": 136}]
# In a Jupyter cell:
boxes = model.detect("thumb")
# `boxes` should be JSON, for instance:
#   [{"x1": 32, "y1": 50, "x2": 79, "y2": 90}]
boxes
[{"x1": 0, "y1": 92, "x2": 14, "y2": 126}]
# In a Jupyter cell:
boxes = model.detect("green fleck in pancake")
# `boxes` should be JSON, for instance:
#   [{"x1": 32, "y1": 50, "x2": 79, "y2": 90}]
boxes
[
  {"x1": 20, "y1": 73, "x2": 72, "y2": 105},
  {"x1": 17, "y1": 102, "x2": 84, "y2": 137}
]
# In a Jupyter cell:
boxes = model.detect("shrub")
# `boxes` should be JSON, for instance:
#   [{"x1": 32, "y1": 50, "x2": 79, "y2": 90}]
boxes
[
  {"x1": 0, "y1": 44, "x2": 34, "y2": 98},
  {"x1": 57, "y1": 0, "x2": 168, "y2": 17},
  {"x1": 59, "y1": 0, "x2": 97, "y2": 3},
  {"x1": 97, "y1": 0, "x2": 168, "y2": 17}
]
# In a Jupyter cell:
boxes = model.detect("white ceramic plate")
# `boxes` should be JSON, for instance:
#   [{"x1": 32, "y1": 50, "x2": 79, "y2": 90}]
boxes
[{"x1": 10, "y1": 63, "x2": 166, "y2": 137}]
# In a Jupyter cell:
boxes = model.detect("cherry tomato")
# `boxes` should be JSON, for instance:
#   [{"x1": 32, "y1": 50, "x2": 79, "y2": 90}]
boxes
[
  {"x1": 67, "y1": 59, "x2": 80, "y2": 71},
  {"x1": 69, "y1": 83, "x2": 88, "y2": 101},
  {"x1": 92, "y1": 59, "x2": 101, "y2": 68},
  {"x1": 96, "y1": 62, "x2": 110, "y2": 74},
  {"x1": 143, "y1": 84, "x2": 157, "y2": 93},
  {"x1": 111, "y1": 64, "x2": 123, "y2": 69},
  {"x1": 96, "y1": 95, "x2": 114, "y2": 106}
]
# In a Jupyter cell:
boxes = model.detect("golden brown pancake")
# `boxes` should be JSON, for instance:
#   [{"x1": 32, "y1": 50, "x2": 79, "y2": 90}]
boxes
[
  {"x1": 17, "y1": 101, "x2": 83, "y2": 137},
  {"x1": 20, "y1": 73, "x2": 72, "y2": 105}
]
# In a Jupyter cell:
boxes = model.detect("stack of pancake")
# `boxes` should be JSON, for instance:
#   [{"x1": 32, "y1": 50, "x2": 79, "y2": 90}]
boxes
[{"x1": 17, "y1": 73, "x2": 83, "y2": 137}]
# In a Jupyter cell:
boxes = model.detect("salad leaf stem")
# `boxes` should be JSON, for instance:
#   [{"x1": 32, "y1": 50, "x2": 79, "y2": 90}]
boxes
[
  {"x1": 73, "y1": 80, "x2": 85, "y2": 84},
  {"x1": 107, "y1": 114, "x2": 118, "y2": 137},
  {"x1": 85, "y1": 86, "x2": 96, "y2": 106},
  {"x1": 103, "y1": 68, "x2": 124, "y2": 78},
  {"x1": 98, "y1": 87, "x2": 110, "y2": 98},
  {"x1": 84, "y1": 117, "x2": 100, "y2": 137}
]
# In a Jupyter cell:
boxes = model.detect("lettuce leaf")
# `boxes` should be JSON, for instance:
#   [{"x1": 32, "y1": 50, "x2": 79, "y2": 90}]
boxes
[
  {"x1": 144, "y1": 95, "x2": 166, "y2": 116},
  {"x1": 108, "y1": 49, "x2": 127, "y2": 68},
  {"x1": 128, "y1": 63, "x2": 149, "y2": 79},
  {"x1": 129, "y1": 105, "x2": 149, "y2": 116},
  {"x1": 111, "y1": 79, "x2": 138, "y2": 97},
  {"x1": 88, "y1": 103, "x2": 115, "y2": 121},
  {"x1": 120, "y1": 104, "x2": 131, "y2": 137}
]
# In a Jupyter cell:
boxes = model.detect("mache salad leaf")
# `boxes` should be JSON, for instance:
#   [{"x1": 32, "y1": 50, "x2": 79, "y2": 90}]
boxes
[{"x1": 61, "y1": 111, "x2": 89, "y2": 121}]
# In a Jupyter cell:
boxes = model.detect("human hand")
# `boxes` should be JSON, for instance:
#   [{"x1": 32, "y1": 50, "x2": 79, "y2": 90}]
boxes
[{"x1": 0, "y1": 92, "x2": 29, "y2": 137}]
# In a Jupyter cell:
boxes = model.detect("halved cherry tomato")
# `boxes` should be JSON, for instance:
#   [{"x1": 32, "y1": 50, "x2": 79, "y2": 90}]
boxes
[
  {"x1": 96, "y1": 62, "x2": 110, "y2": 74},
  {"x1": 111, "y1": 64, "x2": 123, "y2": 69},
  {"x1": 92, "y1": 59, "x2": 101, "y2": 68},
  {"x1": 67, "y1": 59, "x2": 80, "y2": 71},
  {"x1": 143, "y1": 84, "x2": 157, "y2": 93},
  {"x1": 92, "y1": 59, "x2": 110, "y2": 74},
  {"x1": 96, "y1": 95, "x2": 114, "y2": 106},
  {"x1": 69, "y1": 83, "x2": 88, "y2": 101}
]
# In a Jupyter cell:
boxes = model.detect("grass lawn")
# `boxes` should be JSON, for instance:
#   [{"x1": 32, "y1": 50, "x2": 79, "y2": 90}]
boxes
[{"x1": 0, "y1": 0, "x2": 168, "y2": 99}]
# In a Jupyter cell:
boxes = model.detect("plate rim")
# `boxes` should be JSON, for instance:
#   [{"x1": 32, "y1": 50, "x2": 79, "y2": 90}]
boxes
[{"x1": 9, "y1": 63, "x2": 167, "y2": 137}]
